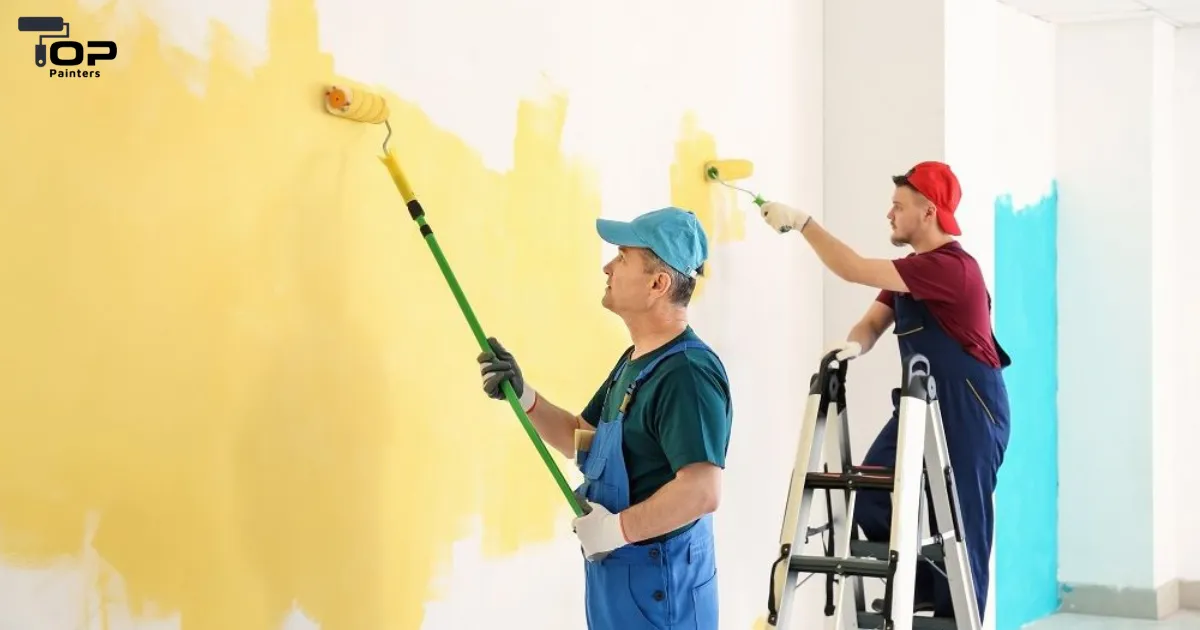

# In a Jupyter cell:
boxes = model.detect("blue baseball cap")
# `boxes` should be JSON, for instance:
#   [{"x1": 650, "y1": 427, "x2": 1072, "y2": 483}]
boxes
[{"x1": 595, "y1": 206, "x2": 709, "y2": 277}]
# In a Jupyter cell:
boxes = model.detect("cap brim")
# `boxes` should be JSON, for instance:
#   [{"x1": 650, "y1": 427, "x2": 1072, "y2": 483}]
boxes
[
  {"x1": 937, "y1": 210, "x2": 962, "y2": 236},
  {"x1": 596, "y1": 218, "x2": 648, "y2": 248}
]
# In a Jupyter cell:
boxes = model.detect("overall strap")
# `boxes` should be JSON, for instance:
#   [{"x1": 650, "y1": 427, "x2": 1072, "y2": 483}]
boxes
[
  {"x1": 617, "y1": 340, "x2": 712, "y2": 416},
  {"x1": 984, "y1": 290, "x2": 1013, "y2": 369}
]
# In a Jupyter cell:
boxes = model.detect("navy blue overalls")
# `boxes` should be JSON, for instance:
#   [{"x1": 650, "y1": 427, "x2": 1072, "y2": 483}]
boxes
[
  {"x1": 574, "y1": 339, "x2": 724, "y2": 630},
  {"x1": 853, "y1": 291, "x2": 1011, "y2": 621}
]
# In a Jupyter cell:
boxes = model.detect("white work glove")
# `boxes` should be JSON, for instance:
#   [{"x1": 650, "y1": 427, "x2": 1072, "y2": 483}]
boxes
[
  {"x1": 760, "y1": 201, "x2": 811, "y2": 234},
  {"x1": 572, "y1": 501, "x2": 629, "y2": 561},
  {"x1": 827, "y1": 341, "x2": 861, "y2": 368}
]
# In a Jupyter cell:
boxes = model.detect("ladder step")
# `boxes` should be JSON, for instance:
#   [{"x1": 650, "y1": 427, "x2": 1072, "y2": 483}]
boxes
[
  {"x1": 805, "y1": 467, "x2": 895, "y2": 491},
  {"x1": 857, "y1": 612, "x2": 958, "y2": 630},
  {"x1": 789, "y1": 554, "x2": 890, "y2": 578},
  {"x1": 850, "y1": 539, "x2": 945, "y2": 564},
  {"x1": 766, "y1": 354, "x2": 983, "y2": 630}
]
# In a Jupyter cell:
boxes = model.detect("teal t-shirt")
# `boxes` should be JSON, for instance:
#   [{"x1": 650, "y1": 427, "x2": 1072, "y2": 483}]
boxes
[{"x1": 580, "y1": 327, "x2": 733, "y2": 541}]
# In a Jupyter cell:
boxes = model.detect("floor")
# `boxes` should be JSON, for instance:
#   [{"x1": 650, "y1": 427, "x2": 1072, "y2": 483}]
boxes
[{"x1": 1024, "y1": 611, "x2": 1200, "y2": 629}]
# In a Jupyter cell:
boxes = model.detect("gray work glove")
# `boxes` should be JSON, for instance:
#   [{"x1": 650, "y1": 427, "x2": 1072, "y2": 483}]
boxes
[{"x1": 477, "y1": 337, "x2": 537, "y2": 411}]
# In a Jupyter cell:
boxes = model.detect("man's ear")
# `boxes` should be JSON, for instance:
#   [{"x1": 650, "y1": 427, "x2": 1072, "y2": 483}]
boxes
[{"x1": 651, "y1": 270, "x2": 672, "y2": 296}]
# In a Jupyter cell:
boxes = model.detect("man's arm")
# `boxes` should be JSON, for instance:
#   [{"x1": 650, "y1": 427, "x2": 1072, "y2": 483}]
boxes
[
  {"x1": 523, "y1": 393, "x2": 592, "y2": 459},
  {"x1": 796, "y1": 219, "x2": 910, "y2": 292},
  {"x1": 618, "y1": 363, "x2": 731, "y2": 542},
  {"x1": 478, "y1": 337, "x2": 615, "y2": 459},
  {"x1": 528, "y1": 370, "x2": 615, "y2": 459},
  {"x1": 846, "y1": 299, "x2": 895, "y2": 356},
  {"x1": 619, "y1": 462, "x2": 721, "y2": 542}
]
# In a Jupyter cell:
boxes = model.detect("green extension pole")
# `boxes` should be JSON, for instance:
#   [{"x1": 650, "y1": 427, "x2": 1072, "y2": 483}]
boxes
[{"x1": 378, "y1": 149, "x2": 586, "y2": 518}]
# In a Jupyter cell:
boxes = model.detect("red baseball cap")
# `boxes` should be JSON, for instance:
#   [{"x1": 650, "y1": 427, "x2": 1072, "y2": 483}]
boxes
[{"x1": 892, "y1": 161, "x2": 962, "y2": 236}]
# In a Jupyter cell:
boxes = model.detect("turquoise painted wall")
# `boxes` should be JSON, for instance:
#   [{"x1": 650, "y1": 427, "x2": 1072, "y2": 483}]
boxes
[{"x1": 993, "y1": 181, "x2": 1059, "y2": 630}]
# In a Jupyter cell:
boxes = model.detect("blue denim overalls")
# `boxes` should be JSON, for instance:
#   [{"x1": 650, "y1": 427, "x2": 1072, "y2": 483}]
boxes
[
  {"x1": 854, "y1": 292, "x2": 1012, "y2": 620},
  {"x1": 574, "y1": 339, "x2": 723, "y2": 630}
]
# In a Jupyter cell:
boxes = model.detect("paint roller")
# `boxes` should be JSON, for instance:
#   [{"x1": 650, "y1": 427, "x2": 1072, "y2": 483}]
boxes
[
  {"x1": 703, "y1": 159, "x2": 767, "y2": 207},
  {"x1": 322, "y1": 84, "x2": 588, "y2": 518}
]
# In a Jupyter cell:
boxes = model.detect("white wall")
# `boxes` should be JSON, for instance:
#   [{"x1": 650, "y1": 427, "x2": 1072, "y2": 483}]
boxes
[
  {"x1": 994, "y1": 6, "x2": 1057, "y2": 211},
  {"x1": 1056, "y1": 17, "x2": 1162, "y2": 591},
  {"x1": 1149, "y1": 15, "x2": 1179, "y2": 592},
  {"x1": 946, "y1": 0, "x2": 1000, "y2": 286},
  {"x1": 1054, "y1": 13, "x2": 1200, "y2": 595},
  {"x1": 1173, "y1": 26, "x2": 1200, "y2": 583},
  {"x1": 823, "y1": 0, "x2": 947, "y2": 458}
]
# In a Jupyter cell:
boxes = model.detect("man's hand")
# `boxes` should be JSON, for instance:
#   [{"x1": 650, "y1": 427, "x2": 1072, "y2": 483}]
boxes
[
  {"x1": 826, "y1": 340, "x2": 861, "y2": 368},
  {"x1": 477, "y1": 337, "x2": 537, "y2": 412},
  {"x1": 830, "y1": 340, "x2": 861, "y2": 361},
  {"x1": 572, "y1": 501, "x2": 628, "y2": 561},
  {"x1": 760, "y1": 201, "x2": 811, "y2": 233}
]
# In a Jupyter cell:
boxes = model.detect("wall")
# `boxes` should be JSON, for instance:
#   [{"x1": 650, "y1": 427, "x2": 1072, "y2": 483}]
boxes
[
  {"x1": 991, "y1": 7, "x2": 1059, "y2": 630},
  {"x1": 1054, "y1": 13, "x2": 1189, "y2": 619},
  {"x1": 0, "y1": 0, "x2": 826, "y2": 628},
  {"x1": 1056, "y1": 17, "x2": 1159, "y2": 592},
  {"x1": 1174, "y1": 26, "x2": 1200, "y2": 584},
  {"x1": 1150, "y1": 16, "x2": 1178, "y2": 596},
  {"x1": 822, "y1": 0, "x2": 945, "y2": 467},
  {"x1": 819, "y1": 1, "x2": 924, "y2": 624}
]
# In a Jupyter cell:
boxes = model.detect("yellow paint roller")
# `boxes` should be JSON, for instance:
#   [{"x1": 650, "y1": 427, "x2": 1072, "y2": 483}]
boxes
[
  {"x1": 322, "y1": 84, "x2": 588, "y2": 518},
  {"x1": 704, "y1": 158, "x2": 767, "y2": 207}
]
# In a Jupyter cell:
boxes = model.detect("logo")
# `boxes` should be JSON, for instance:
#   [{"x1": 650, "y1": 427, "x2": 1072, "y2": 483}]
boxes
[{"x1": 17, "y1": 16, "x2": 117, "y2": 78}]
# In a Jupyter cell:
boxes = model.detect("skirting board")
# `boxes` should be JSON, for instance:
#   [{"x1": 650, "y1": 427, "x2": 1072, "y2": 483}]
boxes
[
  {"x1": 1059, "y1": 580, "x2": 1200, "y2": 619},
  {"x1": 1184, "y1": 581, "x2": 1200, "y2": 610}
]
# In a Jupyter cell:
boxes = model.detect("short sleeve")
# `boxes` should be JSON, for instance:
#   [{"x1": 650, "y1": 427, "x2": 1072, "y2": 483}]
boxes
[
  {"x1": 652, "y1": 364, "x2": 732, "y2": 471},
  {"x1": 579, "y1": 382, "x2": 606, "y2": 427},
  {"x1": 875, "y1": 290, "x2": 895, "y2": 308},
  {"x1": 892, "y1": 249, "x2": 966, "y2": 304}
]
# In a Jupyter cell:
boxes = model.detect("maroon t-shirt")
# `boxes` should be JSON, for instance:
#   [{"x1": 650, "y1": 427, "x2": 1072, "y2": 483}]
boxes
[{"x1": 875, "y1": 241, "x2": 1002, "y2": 368}]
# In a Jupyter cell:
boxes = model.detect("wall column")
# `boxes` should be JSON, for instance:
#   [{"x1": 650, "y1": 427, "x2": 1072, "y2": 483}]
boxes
[{"x1": 1055, "y1": 15, "x2": 1180, "y2": 619}]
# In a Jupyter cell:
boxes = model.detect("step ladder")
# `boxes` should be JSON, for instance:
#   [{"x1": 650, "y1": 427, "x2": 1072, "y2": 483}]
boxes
[{"x1": 763, "y1": 351, "x2": 982, "y2": 630}]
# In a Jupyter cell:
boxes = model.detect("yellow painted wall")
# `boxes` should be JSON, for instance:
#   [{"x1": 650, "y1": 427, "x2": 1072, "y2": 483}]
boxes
[{"x1": 0, "y1": 0, "x2": 750, "y2": 627}]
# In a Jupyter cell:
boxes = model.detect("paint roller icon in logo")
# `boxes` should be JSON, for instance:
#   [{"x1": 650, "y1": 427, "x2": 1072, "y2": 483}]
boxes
[
  {"x1": 17, "y1": 16, "x2": 70, "y2": 67},
  {"x1": 17, "y1": 16, "x2": 118, "y2": 70}
]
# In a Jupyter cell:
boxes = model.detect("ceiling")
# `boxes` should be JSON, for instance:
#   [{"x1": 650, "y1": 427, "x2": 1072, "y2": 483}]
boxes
[{"x1": 996, "y1": 0, "x2": 1200, "y2": 26}]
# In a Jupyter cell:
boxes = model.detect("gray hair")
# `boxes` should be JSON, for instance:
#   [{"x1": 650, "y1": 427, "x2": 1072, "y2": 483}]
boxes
[{"x1": 643, "y1": 250, "x2": 704, "y2": 307}]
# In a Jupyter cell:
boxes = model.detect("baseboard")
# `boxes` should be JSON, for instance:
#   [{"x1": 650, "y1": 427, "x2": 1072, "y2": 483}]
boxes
[
  {"x1": 1182, "y1": 580, "x2": 1200, "y2": 610},
  {"x1": 1058, "y1": 580, "x2": 1180, "y2": 619}
]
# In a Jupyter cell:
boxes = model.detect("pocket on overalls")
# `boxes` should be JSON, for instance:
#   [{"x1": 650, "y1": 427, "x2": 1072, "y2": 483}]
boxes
[
  {"x1": 895, "y1": 325, "x2": 925, "y2": 337},
  {"x1": 687, "y1": 540, "x2": 719, "y2": 628},
  {"x1": 691, "y1": 570, "x2": 718, "y2": 629},
  {"x1": 964, "y1": 377, "x2": 998, "y2": 425},
  {"x1": 624, "y1": 563, "x2": 670, "y2": 630},
  {"x1": 576, "y1": 432, "x2": 621, "y2": 506}
]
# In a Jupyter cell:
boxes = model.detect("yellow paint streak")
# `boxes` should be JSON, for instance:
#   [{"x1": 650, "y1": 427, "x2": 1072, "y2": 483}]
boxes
[
  {"x1": 668, "y1": 111, "x2": 748, "y2": 300},
  {"x1": 0, "y1": 0, "x2": 628, "y2": 628}
]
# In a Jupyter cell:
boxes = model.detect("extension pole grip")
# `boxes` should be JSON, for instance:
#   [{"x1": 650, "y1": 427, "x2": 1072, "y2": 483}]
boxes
[{"x1": 378, "y1": 151, "x2": 586, "y2": 518}]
